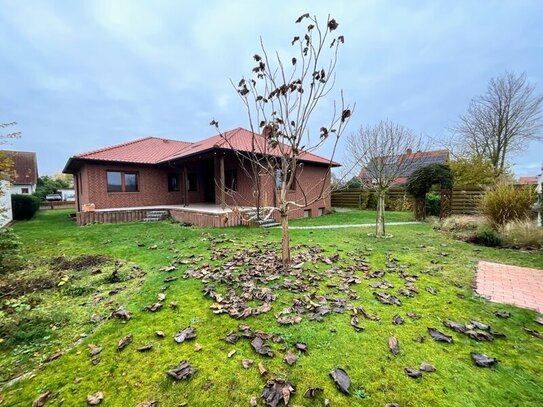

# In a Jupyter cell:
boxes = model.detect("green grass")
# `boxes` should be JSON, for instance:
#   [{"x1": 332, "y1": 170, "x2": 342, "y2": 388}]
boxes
[
  {"x1": 289, "y1": 208, "x2": 413, "y2": 226},
  {"x1": 1, "y1": 209, "x2": 542, "y2": 406}
]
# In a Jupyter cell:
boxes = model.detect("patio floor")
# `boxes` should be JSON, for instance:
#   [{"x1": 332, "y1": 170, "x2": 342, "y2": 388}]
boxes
[{"x1": 476, "y1": 261, "x2": 543, "y2": 313}]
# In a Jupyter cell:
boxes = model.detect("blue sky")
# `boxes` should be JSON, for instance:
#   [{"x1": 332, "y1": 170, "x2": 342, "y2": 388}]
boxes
[{"x1": 1, "y1": 0, "x2": 542, "y2": 177}]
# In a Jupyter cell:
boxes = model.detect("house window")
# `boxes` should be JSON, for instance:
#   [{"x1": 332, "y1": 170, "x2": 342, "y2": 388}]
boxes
[
  {"x1": 225, "y1": 169, "x2": 238, "y2": 191},
  {"x1": 318, "y1": 207, "x2": 325, "y2": 216},
  {"x1": 187, "y1": 173, "x2": 197, "y2": 191},
  {"x1": 168, "y1": 173, "x2": 180, "y2": 191},
  {"x1": 275, "y1": 169, "x2": 296, "y2": 191},
  {"x1": 107, "y1": 171, "x2": 138, "y2": 192},
  {"x1": 304, "y1": 209, "x2": 311, "y2": 218},
  {"x1": 21, "y1": 187, "x2": 29, "y2": 194}
]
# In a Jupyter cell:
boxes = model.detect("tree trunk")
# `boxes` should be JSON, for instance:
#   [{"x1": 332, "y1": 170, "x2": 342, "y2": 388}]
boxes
[
  {"x1": 280, "y1": 211, "x2": 290, "y2": 264},
  {"x1": 376, "y1": 190, "x2": 386, "y2": 237}
]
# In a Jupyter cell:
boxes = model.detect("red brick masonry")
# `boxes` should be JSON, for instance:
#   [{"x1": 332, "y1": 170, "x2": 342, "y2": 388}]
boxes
[{"x1": 476, "y1": 261, "x2": 543, "y2": 313}]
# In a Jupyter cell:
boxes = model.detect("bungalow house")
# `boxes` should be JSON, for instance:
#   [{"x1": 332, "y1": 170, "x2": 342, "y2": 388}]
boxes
[
  {"x1": 63, "y1": 128, "x2": 338, "y2": 226},
  {"x1": 359, "y1": 149, "x2": 449, "y2": 186},
  {"x1": 0, "y1": 150, "x2": 39, "y2": 194}
]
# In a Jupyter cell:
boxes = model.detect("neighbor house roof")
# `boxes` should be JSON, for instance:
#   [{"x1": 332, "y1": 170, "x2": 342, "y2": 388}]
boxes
[
  {"x1": 0, "y1": 150, "x2": 38, "y2": 185},
  {"x1": 64, "y1": 128, "x2": 339, "y2": 173},
  {"x1": 518, "y1": 176, "x2": 538, "y2": 185},
  {"x1": 359, "y1": 149, "x2": 449, "y2": 184}
]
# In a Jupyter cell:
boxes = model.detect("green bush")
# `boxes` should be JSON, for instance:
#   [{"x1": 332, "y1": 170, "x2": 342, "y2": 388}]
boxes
[
  {"x1": 476, "y1": 227, "x2": 502, "y2": 247},
  {"x1": 500, "y1": 220, "x2": 543, "y2": 249},
  {"x1": 0, "y1": 228, "x2": 21, "y2": 273},
  {"x1": 11, "y1": 194, "x2": 40, "y2": 220},
  {"x1": 425, "y1": 192, "x2": 441, "y2": 216}
]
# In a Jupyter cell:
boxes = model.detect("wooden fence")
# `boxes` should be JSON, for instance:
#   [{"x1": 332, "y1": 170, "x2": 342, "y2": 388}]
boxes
[{"x1": 331, "y1": 187, "x2": 486, "y2": 215}]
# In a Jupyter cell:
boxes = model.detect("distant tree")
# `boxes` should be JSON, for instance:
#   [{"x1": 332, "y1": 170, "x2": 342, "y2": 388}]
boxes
[
  {"x1": 345, "y1": 176, "x2": 363, "y2": 189},
  {"x1": 212, "y1": 14, "x2": 352, "y2": 264},
  {"x1": 34, "y1": 175, "x2": 72, "y2": 201},
  {"x1": 449, "y1": 155, "x2": 497, "y2": 188},
  {"x1": 348, "y1": 120, "x2": 425, "y2": 237},
  {"x1": 454, "y1": 71, "x2": 543, "y2": 176}
]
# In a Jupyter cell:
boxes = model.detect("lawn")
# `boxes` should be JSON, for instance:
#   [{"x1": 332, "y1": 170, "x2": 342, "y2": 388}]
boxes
[{"x1": 1, "y1": 209, "x2": 542, "y2": 406}]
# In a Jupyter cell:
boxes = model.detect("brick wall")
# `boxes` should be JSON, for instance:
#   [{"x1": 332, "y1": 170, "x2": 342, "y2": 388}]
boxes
[{"x1": 77, "y1": 163, "x2": 184, "y2": 209}]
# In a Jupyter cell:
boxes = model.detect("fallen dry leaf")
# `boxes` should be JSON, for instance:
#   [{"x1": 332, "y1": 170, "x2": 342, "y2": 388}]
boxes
[{"x1": 329, "y1": 368, "x2": 350, "y2": 394}]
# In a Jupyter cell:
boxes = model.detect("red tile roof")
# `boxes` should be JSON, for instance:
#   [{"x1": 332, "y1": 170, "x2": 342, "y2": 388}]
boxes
[
  {"x1": 67, "y1": 128, "x2": 338, "y2": 169},
  {"x1": 518, "y1": 176, "x2": 538, "y2": 185},
  {"x1": 74, "y1": 137, "x2": 193, "y2": 164},
  {"x1": 162, "y1": 128, "x2": 339, "y2": 166},
  {"x1": 1, "y1": 150, "x2": 38, "y2": 185}
]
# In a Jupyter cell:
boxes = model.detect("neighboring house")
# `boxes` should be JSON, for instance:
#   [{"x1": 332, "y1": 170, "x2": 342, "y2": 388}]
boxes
[
  {"x1": 58, "y1": 188, "x2": 76, "y2": 201},
  {"x1": 0, "y1": 180, "x2": 13, "y2": 227},
  {"x1": 0, "y1": 150, "x2": 39, "y2": 194},
  {"x1": 63, "y1": 128, "x2": 337, "y2": 225},
  {"x1": 359, "y1": 149, "x2": 449, "y2": 185},
  {"x1": 518, "y1": 176, "x2": 538, "y2": 185}
]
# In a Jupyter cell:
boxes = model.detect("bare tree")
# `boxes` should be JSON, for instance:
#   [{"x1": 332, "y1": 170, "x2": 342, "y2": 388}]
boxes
[
  {"x1": 347, "y1": 120, "x2": 426, "y2": 237},
  {"x1": 212, "y1": 14, "x2": 352, "y2": 264},
  {"x1": 454, "y1": 71, "x2": 543, "y2": 175},
  {"x1": 1, "y1": 122, "x2": 20, "y2": 223}
]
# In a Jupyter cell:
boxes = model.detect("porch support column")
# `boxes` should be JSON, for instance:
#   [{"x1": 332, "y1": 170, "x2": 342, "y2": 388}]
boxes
[
  {"x1": 183, "y1": 165, "x2": 188, "y2": 206},
  {"x1": 219, "y1": 154, "x2": 225, "y2": 209}
]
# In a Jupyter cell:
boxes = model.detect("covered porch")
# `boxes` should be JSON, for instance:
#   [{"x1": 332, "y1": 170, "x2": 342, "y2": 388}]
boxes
[{"x1": 75, "y1": 203, "x2": 257, "y2": 227}]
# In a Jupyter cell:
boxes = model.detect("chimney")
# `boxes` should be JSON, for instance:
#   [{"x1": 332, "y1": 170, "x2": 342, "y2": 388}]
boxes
[{"x1": 406, "y1": 148, "x2": 412, "y2": 155}]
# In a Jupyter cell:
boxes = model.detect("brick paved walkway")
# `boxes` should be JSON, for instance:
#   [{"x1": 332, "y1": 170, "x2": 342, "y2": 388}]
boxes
[{"x1": 476, "y1": 261, "x2": 543, "y2": 313}]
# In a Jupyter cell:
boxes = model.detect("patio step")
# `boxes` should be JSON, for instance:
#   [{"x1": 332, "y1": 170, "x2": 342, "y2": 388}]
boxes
[
  {"x1": 260, "y1": 221, "x2": 281, "y2": 228},
  {"x1": 143, "y1": 210, "x2": 169, "y2": 222}
]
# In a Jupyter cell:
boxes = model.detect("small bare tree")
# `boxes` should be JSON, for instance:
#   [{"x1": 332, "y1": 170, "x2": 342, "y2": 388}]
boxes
[
  {"x1": 347, "y1": 120, "x2": 426, "y2": 237},
  {"x1": 212, "y1": 14, "x2": 352, "y2": 264},
  {"x1": 454, "y1": 71, "x2": 543, "y2": 176},
  {"x1": 1, "y1": 122, "x2": 20, "y2": 222}
]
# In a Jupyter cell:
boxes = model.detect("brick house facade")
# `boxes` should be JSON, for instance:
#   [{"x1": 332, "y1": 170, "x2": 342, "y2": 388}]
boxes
[{"x1": 64, "y1": 128, "x2": 337, "y2": 226}]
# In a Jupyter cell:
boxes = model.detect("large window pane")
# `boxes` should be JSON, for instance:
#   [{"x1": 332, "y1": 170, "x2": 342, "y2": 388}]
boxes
[
  {"x1": 124, "y1": 173, "x2": 138, "y2": 192},
  {"x1": 107, "y1": 171, "x2": 122, "y2": 192},
  {"x1": 168, "y1": 173, "x2": 179, "y2": 191}
]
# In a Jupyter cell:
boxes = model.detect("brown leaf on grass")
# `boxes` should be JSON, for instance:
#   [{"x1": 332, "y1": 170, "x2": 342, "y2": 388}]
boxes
[
  {"x1": 426, "y1": 287, "x2": 437, "y2": 295},
  {"x1": 304, "y1": 387, "x2": 324, "y2": 398},
  {"x1": 468, "y1": 320, "x2": 489, "y2": 331},
  {"x1": 250, "y1": 396, "x2": 258, "y2": 407},
  {"x1": 258, "y1": 362, "x2": 268, "y2": 376},
  {"x1": 86, "y1": 391, "x2": 104, "y2": 405},
  {"x1": 45, "y1": 351, "x2": 62, "y2": 362},
  {"x1": 354, "y1": 306, "x2": 380, "y2": 321},
  {"x1": 143, "y1": 303, "x2": 162, "y2": 312},
  {"x1": 283, "y1": 352, "x2": 297, "y2": 366},
  {"x1": 194, "y1": 343, "x2": 202, "y2": 352},
  {"x1": 404, "y1": 368, "x2": 422, "y2": 378},
  {"x1": 88, "y1": 344, "x2": 102, "y2": 357},
  {"x1": 471, "y1": 353, "x2": 498, "y2": 368},
  {"x1": 373, "y1": 292, "x2": 402, "y2": 306},
  {"x1": 32, "y1": 391, "x2": 51, "y2": 407},
  {"x1": 419, "y1": 362, "x2": 436, "y2": 372},
  {"x1": 251, "y1": 337, "x2": 274, "y2": 357},
  {"x1": 407, "y1": 311, "x2": 421, "y2": 320},
  {"x1": 350, "y1": 315, "x2": 364, "y2": 331},
  {"x1": 167, "y1": 360, "x2": 197, "y2": 380},
  {"x1": 111, "y1": 307, "x2": 131, "y2": 321},
  {"x1": 329, "y1": 368, "x2": 350, "y2": 394},
  {"x1": 392, "y1": 314, "x2": 404, "y2": 325},
  {"x1": 428, "y1": 328, "x2": 453, "y2": 343},
  {"x1": 465, "y1": 330, "x2": 494, "y2": 341},
  {"x1": 242, "y1": 359, "x2": 254, "y2": 369},
  {"x1": 136, "y1": 401, "x2": 157, "y2": 407},
  {"x1": 227, "y1": 349, "x2": 236, "y2": 358},
  {"x1": 494, "y1": 310, "x2": 511, "y2": 318},
  {"x1": 443, "y1": 320, "x2": 466, "y2": 333},
  {"x1": 137, "y1": 344, "x2": 153, "y2": 352},
  {"x1": 389, "y1": 336, "x2": 399, "y2": 356},
  {"x1": 261, "y1": 378, "x2": 296, "y2": 407},
  {"x1": 225, "y1": 332, "x2": 240, "y2": 344},
  {"x1": 155, "y1": 331, "x2": 165, "y2": 338},
  {"x1": 524, "y1": 327, "x2": 543, "y2": 339},
  {"x1": 295, "y1": 342, "x2": 307, "y2": 352},
  {"x1": 276, "y1": 315, "x2": 302, "y2": 325},
  {"x1": 117, "y1": 334, "x2": 132, "y2": 351},
  {"x1": 174, "y1": 327, "x2": 196, "y2": 343}
]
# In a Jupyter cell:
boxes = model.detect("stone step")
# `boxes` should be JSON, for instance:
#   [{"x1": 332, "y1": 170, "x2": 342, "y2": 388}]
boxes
[
  {"x1": 256, "y1": 218, "x2": 276, "y2": 225},
  {"x1": 261, "y1": 222, "x2": 281, "y2": 228},
  {"x1": 143, "y1": 218, "x2": 162, "y2": 222},
  {"x1": 146, "y1": 211, "x2": 169, "y2": 216}
]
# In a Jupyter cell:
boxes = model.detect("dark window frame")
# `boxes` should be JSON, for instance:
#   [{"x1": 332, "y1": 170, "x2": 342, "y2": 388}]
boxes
[
  {"x1": 106, "y1": 170, "x2": 139, "y2": 193},
  {"x1": 168, "y1": 173, "x2": 180, "y2": 192}
]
